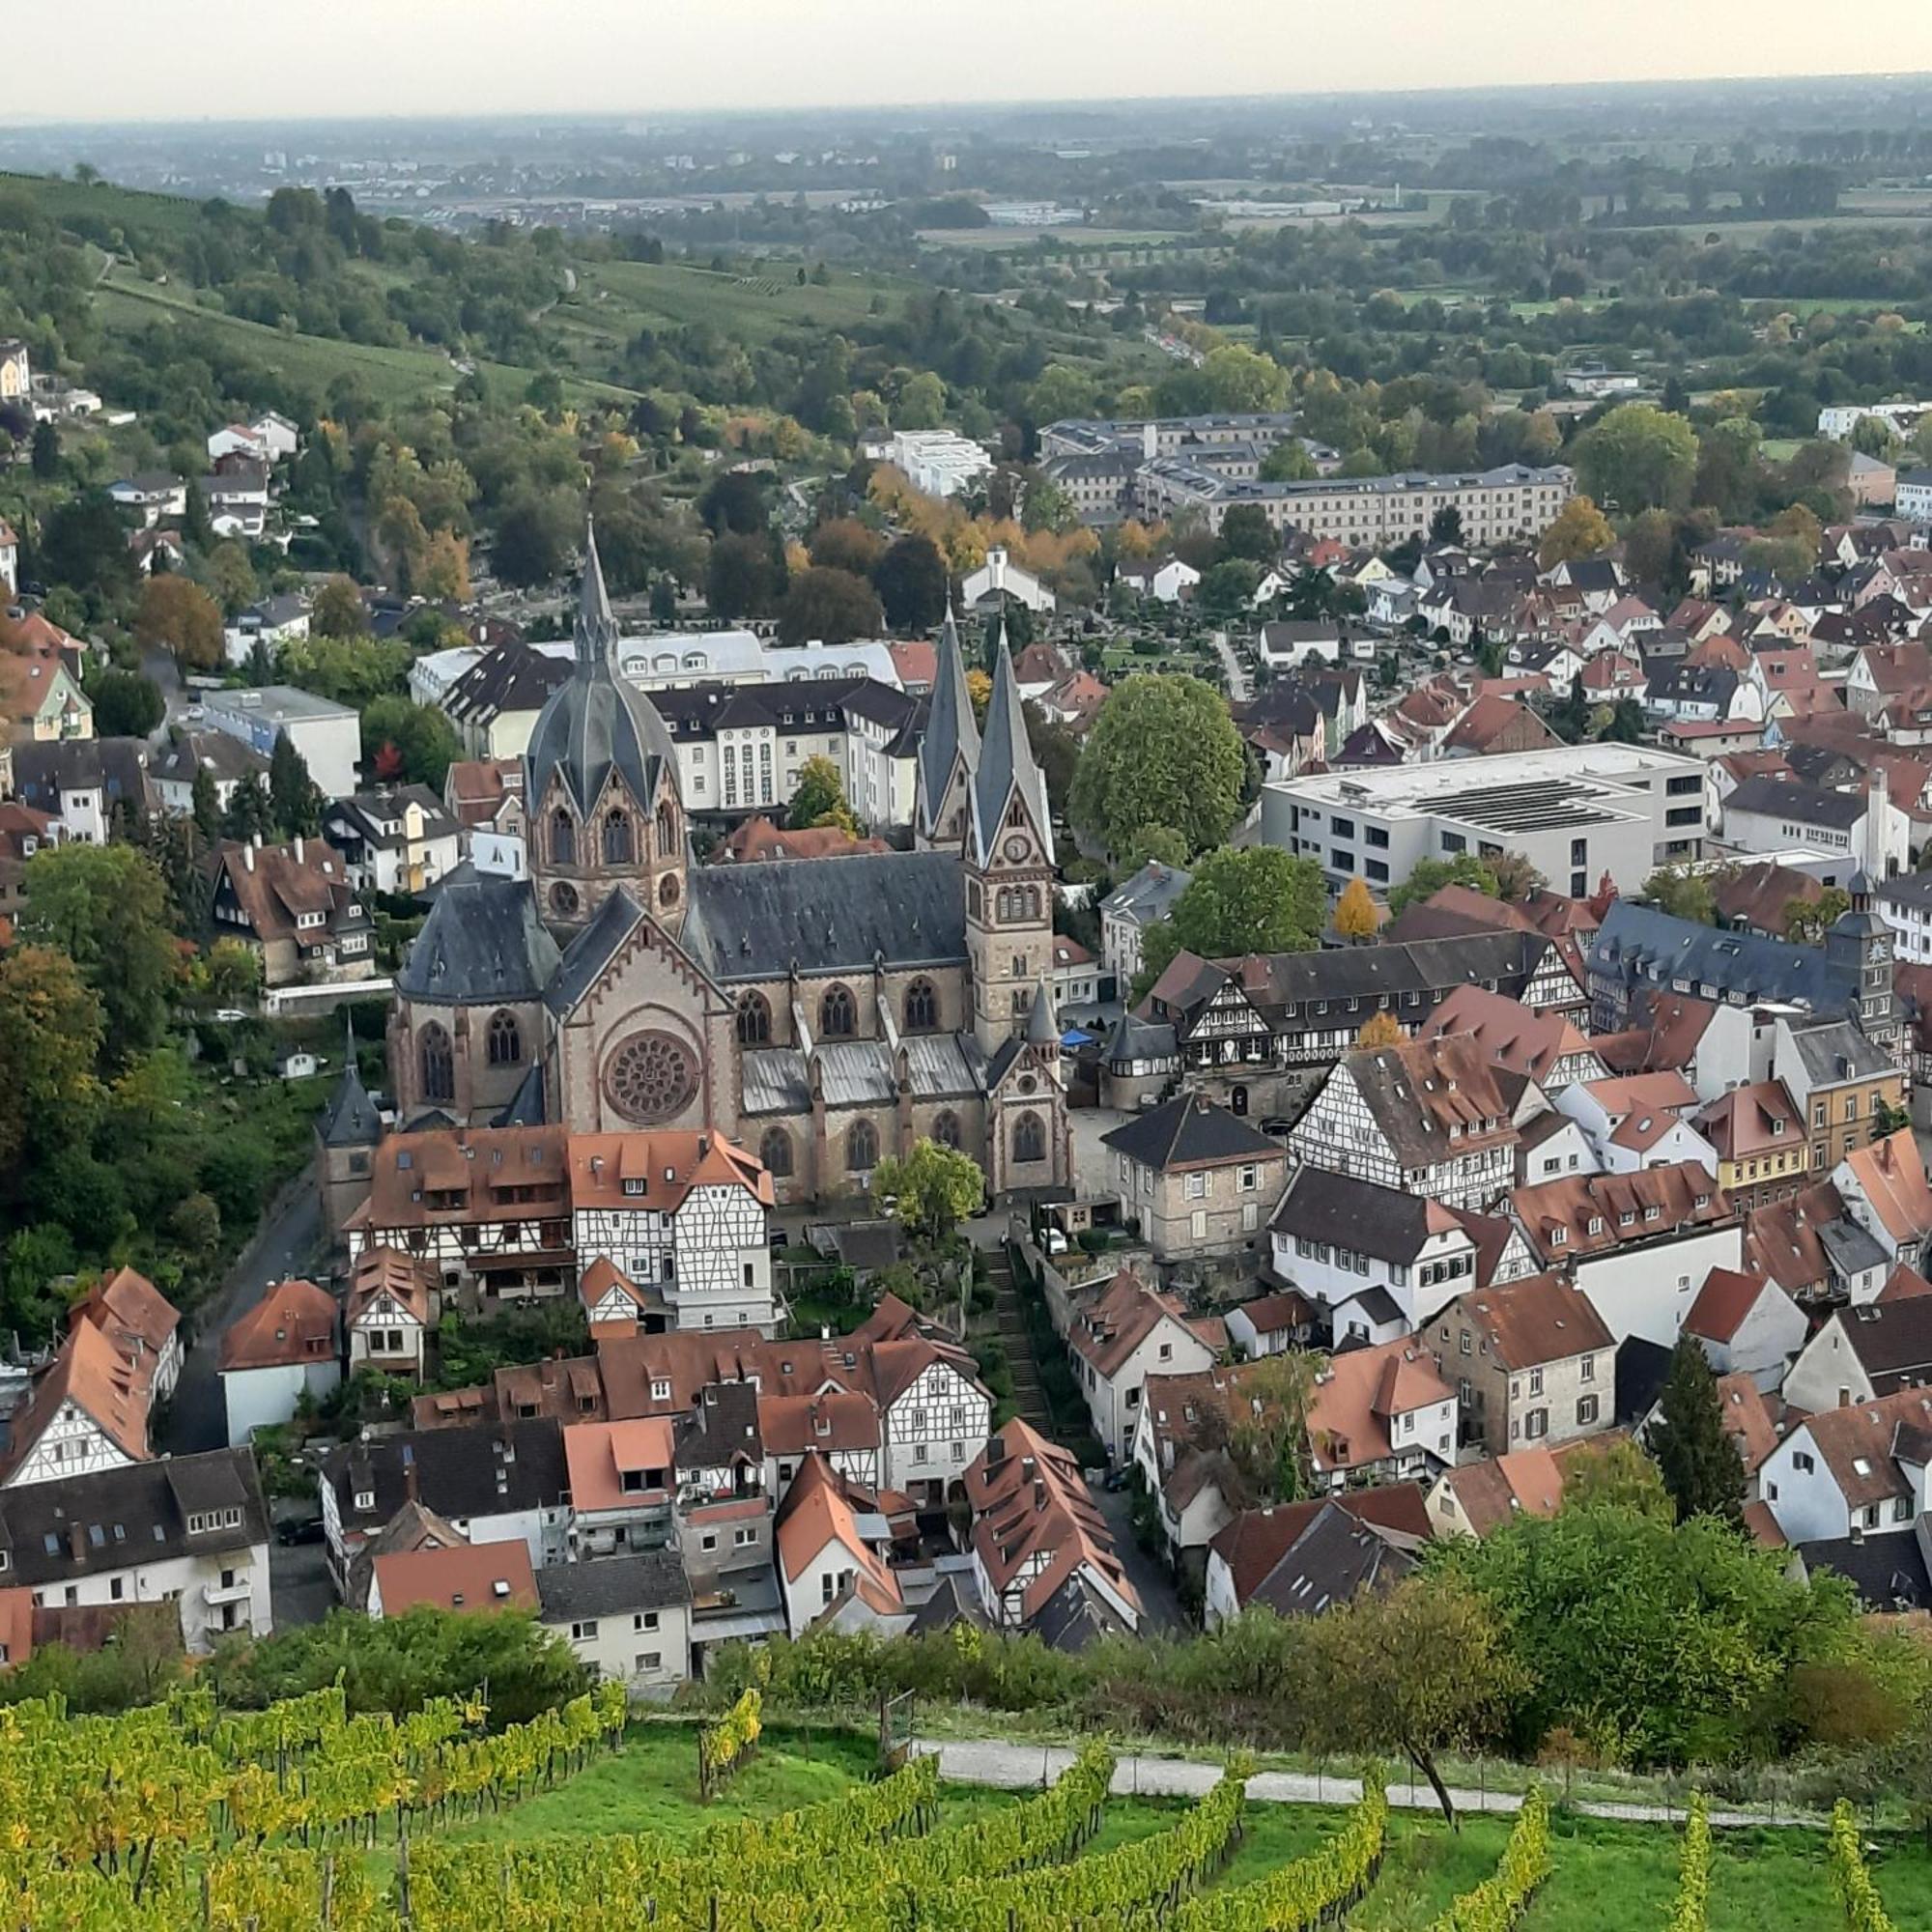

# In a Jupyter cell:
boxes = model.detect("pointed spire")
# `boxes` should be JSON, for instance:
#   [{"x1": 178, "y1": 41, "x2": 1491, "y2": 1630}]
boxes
[
  {"x1": 917, "y1": 589, "x2": 980, "y2": 838},
  {"x1": 574, "y1": 516, "x2": 619, "y2": 671},
  {"x1": 1025, "y1": 975, "x2": 1060, "y2": 1048},
  {"x1": 971, "y1": 625, "x2": 1054, "y2": 867}
]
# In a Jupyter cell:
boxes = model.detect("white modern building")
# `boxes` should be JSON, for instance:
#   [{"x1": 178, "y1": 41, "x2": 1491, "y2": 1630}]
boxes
[
  {"x1": 890, "y1": 429, "x2": 994, "y2": 499},
  {"x1": 1817, "y1": 402, "x2": 1932, "y2": 442},
  {"x1": 201, "y1": 685, "x2": 363, "y2": 799},
  {"x1": 1261, "y1": 743, "x2": 1709, "y2": 899}
]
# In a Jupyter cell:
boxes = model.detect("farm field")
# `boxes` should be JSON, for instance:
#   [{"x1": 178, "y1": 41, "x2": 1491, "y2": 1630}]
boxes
[{"x1": 574, "y1": 257, "x2": 910, "y2": 344}]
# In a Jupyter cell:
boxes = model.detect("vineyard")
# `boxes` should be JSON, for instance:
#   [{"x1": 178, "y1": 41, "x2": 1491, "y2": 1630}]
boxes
[{"x1": 0, "y1": 1689, "x2": 1928, "y2": 1928}]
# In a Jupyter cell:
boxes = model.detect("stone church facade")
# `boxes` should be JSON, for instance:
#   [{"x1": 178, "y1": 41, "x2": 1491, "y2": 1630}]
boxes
[{"x1": 383, "y1": 523, "x2": 1070, "y2": 1207}]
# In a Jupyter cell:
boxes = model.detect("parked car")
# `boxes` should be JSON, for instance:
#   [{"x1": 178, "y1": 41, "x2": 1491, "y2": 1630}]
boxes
[{"x1": 275, "y1": 1516, "x2": 326, "y2": 1548}]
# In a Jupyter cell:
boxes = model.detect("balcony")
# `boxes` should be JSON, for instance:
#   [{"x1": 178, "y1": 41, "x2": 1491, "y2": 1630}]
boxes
[{"x1": 203, "y1": 1575, "x2": 253, "y2": 1606}]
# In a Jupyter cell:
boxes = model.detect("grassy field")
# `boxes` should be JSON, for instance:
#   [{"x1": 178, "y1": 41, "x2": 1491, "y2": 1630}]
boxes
[
  {"x1": 0, "y1": 168, "x2": 218, "y2": 242},
  {"x1": 391, "y1": 1721, "x2": 1932, "y2": 1928},
  {"x1": 94, "y1": 269, "x2": 635, "y2": 408},
  {"x1": 575, "y1": 258, "x2": 909, "y2": 345}
]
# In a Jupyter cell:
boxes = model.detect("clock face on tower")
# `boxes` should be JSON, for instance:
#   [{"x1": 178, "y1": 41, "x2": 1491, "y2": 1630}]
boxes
[{"x1": 1003, "y1": 835, "x2": 1031, "y2": 864}]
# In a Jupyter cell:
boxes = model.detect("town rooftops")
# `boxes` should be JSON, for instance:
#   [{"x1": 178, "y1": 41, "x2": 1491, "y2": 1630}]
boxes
[
  {"x1": 1417, "y1": 984, "x2": 1599, "y2": 1085},
  {"x1": 1307, "y1": 1340, "x2": 1454, "y2": 1477},
  {"x1": 1433, "y1": 1447, "x2": 1566, "y2": 1537},
  {"x1": 1100, "y1": 1093, "x2": 1279, "y2": 1173},
  {"x1": 1450, "y1": 1273, "x2": 1614, "y2": 1370},
  {"x1": 1681, "y1": 1267, "x2": 1776, "y2": 1346},
  {"x1": 534, "y1": 1548, "x2": 689, "y2": 1623},
  {"x1": 1784, "y1": 1385, "x2": 1932, "y2": 1509},
  {"x1": 1269, "y1": 1166, "x2": 1463, "y2": 1266},
  {"x1": 0, "y1": 1320, "x2": 153, "y2": 1483},
  {"x1": 565, "y1": 1131, "x2": 774, "y2": 1213},
  {"x1": 1068, "y1": 1271, "x2": 1195, "y2": 1381},
  {"x1": 373, "y1": 1539, "x2": 538, "y2": 1615},
  {"x1": 1817, "y1": 1297, "x2": 1932, "y2": 1396},
  {"x1": 69, "y1": 1267, "x2": 178, "y2": 1390},
  {"x1": 1841, "y1": 1130, "x2": 1932, "y2": 1246},
  {"x1": 1336, "y1": 1032, "x2": 1527, "y2": 1173},
  {"x1": 1511, "y1": 1161, "x2": 1732, "y2": 1264},
  {"x1": 1693, "y1": 1082, "x2": 1805, "y2": 1162},
  {"x1": 563, "y1": 1418, "x2": 677, "y2": 1514}
]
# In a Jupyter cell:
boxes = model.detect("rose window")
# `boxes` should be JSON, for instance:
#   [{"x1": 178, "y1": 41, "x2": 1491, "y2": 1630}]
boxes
[{"x1": 605, "y1": 1031, "x2": 698, "y2": 1124}]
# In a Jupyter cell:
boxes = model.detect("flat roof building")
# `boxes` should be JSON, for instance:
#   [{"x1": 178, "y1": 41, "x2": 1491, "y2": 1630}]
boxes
[
  {"x1": 1260, "y1": 743, "x2": 1708, "y2": 900},
  {"x1": 201, "y1": 684, "x2": 362, "y2": 799}
]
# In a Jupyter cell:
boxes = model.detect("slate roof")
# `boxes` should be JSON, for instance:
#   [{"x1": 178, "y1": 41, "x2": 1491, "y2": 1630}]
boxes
[
  {"x1": 1784, "y1": 1018, "x2": 1893, "y2": 1087},
  {"x1": 525, "y1": 523, "x2": 680, "y2": 816},
  {"x1": 1798, "y1": 1532, "x2": 1932, "y2": 1613},
  {"x1": 1100, "y1": 1093, "x2": 1280, "y2": 1172},
  {"x1": 1724, "y1": 776, "x2": 1868, "y2": 832},
  {"x1": 542, "y1": 887, "x2": 648, "y2": 1017},
  {"x1": 1269, "y1": 1167, "x2": 1461, "y2": 1265},
  {"x1": 1100, "y1": 1012, "x2": 1179, "y2": 1065},
  {"x1": 969, "y1": 631, "x2": 1054, "y2": 867},
  {"x1": 1590, "y1": 900, "x2": 1856, "y2": 1017},
  {"x1": 534, "y1": 1549, "x2": 690, "y2": 1621},
  {"x1": 1820, "y1": 1299, "x2": 1932, "y2": 1395},
  {"x1": 397, "y1": 869, "x2": 560, "y2": 1004},
  {"x1": 1099, "y1": 861, "x2": 1193, "y2": 927},
  {"x1": 323, "y1": 1421, "x2": 569, "y2": 1531},
  {"x1": 685, "y1": 851, "x2": 969, "y2": 982},
  {"x1": 0, "y1": 1449, "x2": 268, "y2": 1589},
  {"x1": 1207, "y1": 1486, "x2": 1431, "y2": 1606},
  {"x1": 917, "y1": 606, "x2": 980, "y2": 838},
  {"x1": 319, "y1": 1052, "x2": 382, "y2": 1149},
  {"x1": 1245, "y1": 1500, "x2": 1422, "y2": 1617}
]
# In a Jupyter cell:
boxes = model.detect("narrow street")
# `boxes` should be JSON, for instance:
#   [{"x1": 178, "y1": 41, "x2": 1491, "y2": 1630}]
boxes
[
  {"x1": 160, "y1": 1177, "x2": 323, "y2": 1456},
  {"x1": 985, "y1": 1248, "x2": 1052, "y2": 1434},
  {"x1": 1210, "y1": 633, "x2": 1252, "y2": 703}
]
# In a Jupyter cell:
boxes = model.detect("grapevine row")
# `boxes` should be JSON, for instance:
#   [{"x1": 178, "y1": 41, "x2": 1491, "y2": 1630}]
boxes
[
  {"x1": 1428, "y1": 1786, "x2": 1551, "y2": 1932},
  {"x1": 1830, "y1": 1800, "x2": 1897, "y2": 1932},
  {"x1": 697, "y1": 1688, "x2": 762, "y2": 1797},
  {"x1": 1171, "y1": 1769, "x2": 1388, "y2": 1932},
  {"x1": 1664, "y1": 1794, "x2": 1710, "y2": 1932}
]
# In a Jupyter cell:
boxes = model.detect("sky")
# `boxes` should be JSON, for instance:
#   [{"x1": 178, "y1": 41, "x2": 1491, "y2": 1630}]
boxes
[{"x1": 19, "y1": 2, "x2": 1932, "y2": 124}]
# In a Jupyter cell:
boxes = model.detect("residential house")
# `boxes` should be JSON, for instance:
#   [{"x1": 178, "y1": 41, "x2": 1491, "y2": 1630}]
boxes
[
  {"x1": 1268, "y1": 1166, "x2": 1534, "y2": 1341},
  {"x1": 0, "y1": 1449, "x2": 270, "y2": 1651},
  {"x1": 1099, "y1": 1094, "x2": 1287, "y2": 1266},
  {"x1": 1692, "y1": 1081, "x2": 1810, "y2": 1211},
  {"x1": 344, "y1": 1247, "x2": 431, "y2": 1381},
  {"x1": 1120, "y1": 557, "x2": 1202, "y2": 605},
  {"x1": 536, "y1": 1550, "x2": 693, "y2": 1687},
  {"x1": 369, "y1": 1539, "x2": 538, "y2": 1618},
  {"x1": 68, "y1": 1267, "x2": 181, "y2": 1411},
  {"x1": 322, "y1": 788, "x2": 463, "y2": 896},
  {"x1": 440, "y1": 643, "x2": 576, "y2": 762},
  {"x1": 1128, "y1": 1366, "x2": 1248, "y2": 1571},
  {"x1": 1223, "y1": 1290, "x2": 1321, "y2": 1359},
  {"x1": 319, "y1": 1422, "x2": 571, "y2": 1602},
  {"x1": 1834, "y1": 1130, "x2": 1932, "y2": 1279},
  {"x1": 1416, "y1": 985, "x2": 1606, "y2": 1092},
  {"x1": 563, "y1": 1417, "x2": 677, "y2": 1560},
  {"x1": 106, "y1": 472, "x2": 185, "y2": 526},
  {"x1": 773, "y1": 1455, "x2": 908, "y2": 1638},
  {"x1": 0, "y1": 1320, "x2": 153, "y2": 1490},
  {"x1": 1786, "y1": 1297, "x2": 1932, "y2": 1414},
  {"x1": 217, "y1": 1279, "x2": 340, "y2": 1446},
  {"x1": 1425, "y1": 1447, "x2": 1566, "y2": 1540},
  {"x1": 1285, "y1": 1033, "x2": 1542, "y2": 1213},
  {"x1": 1204, "y1": 1486, "x2": 1432, "y2": 1625},
  {"x1": 1745, "y1": 1179, "x2": 1890, "y2": 1309},
  {"x1": 1507, "y1": 1162, "x2": 1743, "y2": 1347},
  {"x1": 1680, "y1": 1266, "x2": 1806, "y2": 1391},
  {"x1": 1066, "y1": 1269, "x2": 1218, "y2": 1461},
  {"x1": 204, "y1": 838, "x2": 372, "y2": 988},
  {"x1": 1720, "y1": 775, "x2": 1908, "y2": 882},
  {"x1": 1305, "y1": 1339, "x2": 1458, "y2": 1490},
  {"x1": 0, "y1": 621, "x2": 92, "y2": 753},
  {"x1": 1050, "y1": 935, "x2": 1099, "y2": 1011},
  {"x1": 1429, "y1": 1273, "x2": 1615, "y2": 1453},
  {"x1": 1552, "y1": 1070, "x2": 1716, "y2": 1177},
  {"x1": 1757, "y1": 1385, "x2": 1932, "y2": 1545},
  {"x1": 1098, "y1": 861, "x2": 1191, "y2": 988},
  {"x1": 963, "y1": 1419, "x2": 1139, "y2": 1641},
  {"x1": 1775, "y1": 1018, "x2": 1906, "y2": 1177}
]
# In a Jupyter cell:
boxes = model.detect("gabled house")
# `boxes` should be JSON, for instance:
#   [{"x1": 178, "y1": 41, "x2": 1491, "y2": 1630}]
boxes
[
  {"x1": 1692, "y1": 1082, "x2": 1809, "y2": 1212},
  {"x1": 535, "y1": 1550, "x2": 692, "y2": 1688},
  {"x1": 1758, "y1": 1385, "x2": 1932, "y2": 1546},
  {"x1": 1099, "y1": 1094, "x2": 1287, "y2": 1266},
  {"x1": 1267, "y1": 1166, "x2": 1534, "y2": 1340},
  {"x1": 204, "y1": 838, "x2": 372, "y2": 988},
  {"x1": 344, "y1": 1247, "x2": 431, "y2": 1380},
  {"x1": 963, "y1": 1419, "x2": 1139, "y2": 1640},
  {"x1": 217, "y1": 1279, "x2": 340, "y2": 1446},
  {"x1": 1305, "y1": 1339, "x2": 1458, "y2": 1490},
  {"x1": 773, "y1": 1454, "x2": 908, "y2": 1638},
  {"x1": 1425, "y1": 1445, "x2": 1566, "y2": 1540},
  {"x1": 1416, "y1": 985, "x2": 1606, "y2": 1092},
  {"x1": 1066, "y1": 1270, "x2": 1218, "y2": 1462},
  {"x1": 1552, "y1": 1070, "x2": 1716, "y2": 1177},
  {"x1": 1834, "y1": 1130, "x2": 1932, "y2": 1277},
  {"x1": 1785, "y1": 1296, "x2": 1932, "y2": 1415},
  {"x1": 1128, "y1": 1366, "x2": 1248, "y2": 1568},
  {"x1": 0, "y1": 1320, "x2": 153, "y2": 1490},
  {"x1": 563, "y1": 1416, "x2": 677, "y2": 1560},
  {"x1": 1429, "y1": 1273, "x2": 1616, "y2": 1453},
  {"x1": 1680, "y1": 1266, "x2": 1806, "y2": 1391},
  {"x1": 1286, "y1": 1033, "x2": 1544, "y2": 1212},
  {"x1": 68, "y1": 1267, "x2": 181, "y2": 1411},
  {"x1": 370, "y1": 1539, "x2": 538, "y2": 1618},
  {"x1": 1507, "y1": 1161, "x2": 1743, "y2": 1347},
  {"x1": 1204, "y1": 1486, "x2": 1432, "y2": 1626}
]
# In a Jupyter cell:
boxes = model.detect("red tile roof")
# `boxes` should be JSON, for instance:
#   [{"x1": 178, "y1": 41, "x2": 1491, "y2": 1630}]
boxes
[
  {"x1": 372, "y1": 1539, "x2": 537, "y2": 1615},
  {"x1": 218, "y1": 1279, "x2": 336, "y2": 1374}
]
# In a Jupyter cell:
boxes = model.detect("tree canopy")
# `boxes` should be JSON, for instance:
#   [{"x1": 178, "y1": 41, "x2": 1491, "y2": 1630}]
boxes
[
  {"x1": 1135, "y1": 847, "x2": 1327, "y2": 995},
  {"x1": 871, "y1": 1137, "x2": 985, "y2": 1244},
  {"x1": 1387, "y1": 853, "x2": 1501, "y2": 914},
  {"x1": 1069, "y1": 676, "x2": 1247, "y2": 861},
  {"x1": 1647, "y1": 1339, "x2": 1747, "y2": 1525},
  {"x1": 1571, "y1": 405, "x2": 1699, "y2": 514}
]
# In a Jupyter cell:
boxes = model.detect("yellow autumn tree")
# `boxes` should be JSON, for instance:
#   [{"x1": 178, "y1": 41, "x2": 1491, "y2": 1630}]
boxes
[
  {"x1": 1334, "y1": 877, "x2": 1379, "y2": 942},
  {"x1": 1355, "y1": 1009, "x2": 1403, "y2": 1049}
]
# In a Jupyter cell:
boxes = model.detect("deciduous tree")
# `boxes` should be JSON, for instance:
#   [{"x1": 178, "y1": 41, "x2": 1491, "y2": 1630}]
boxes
[
  {"x1": 1333, "y1": 877, "x2": 1379, "y2": 941},
  {"x1": 871, "y1": 1137, "x2": 984, "y2": 1243},
  {"x1": 1136, "y1": 847, "x2": 1326, "y2": 995},
  {"x1": 134, "y1": 575, "x2": 224, "y2": 673},
  {"x1": 1354, "y1": 1009, "x2": 1403, "y2": 1049},
  {"x1": 309, "y1": 574, "x2": 368, "y2": 639},
  {"x1": 872, "y1": 532, "x2": 948, "y2": 632},
  {"x1": 1536, "y1": 495, "x2": 1616, "y2": 568},
  {"x1": 1388, "y1": 853, "x2": 1500, "y2": 914},
  {"x1": 1572, "y1": 405, "x2": 1698, "y2": 514},
  {"x1": 786, "y1": 754, "x2": 858, "y2": 834},
  {"x1": 1070, "y1": 675, "x2": 1247, "y2": 861},
  {"x1": 776, "y1": 565, "x2": 883, "y2": 647}
]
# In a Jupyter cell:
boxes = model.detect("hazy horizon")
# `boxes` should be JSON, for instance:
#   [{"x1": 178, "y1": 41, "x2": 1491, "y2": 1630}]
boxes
[{"x1": 19, "y1": 2, "x2": 1932, "y2": 126}]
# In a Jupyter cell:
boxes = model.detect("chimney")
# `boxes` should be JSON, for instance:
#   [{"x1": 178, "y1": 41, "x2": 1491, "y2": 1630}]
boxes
[
  {"x1": 251, "y1": 830, "x2": 263, "y2": 851},
  {"x1": 294, "y1": 835, "x2": 305, "y2": 865}
]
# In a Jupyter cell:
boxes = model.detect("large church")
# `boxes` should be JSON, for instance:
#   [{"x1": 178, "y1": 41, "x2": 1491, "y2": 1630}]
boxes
[{"x1": 383, "y1": 524, "x2": 1071, "y2": 1205}]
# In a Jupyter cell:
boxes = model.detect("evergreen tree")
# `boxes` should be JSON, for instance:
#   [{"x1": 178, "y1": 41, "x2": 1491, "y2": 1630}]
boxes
[
  {"x1": 269, "y1": 732, "x2": 323, "y2": 839},
  {"x1": 223, "y1": 771, "x2": 272, "y2": 841},
  {"x1": 189, "y1": 763, "x2": 220, "y2": 840},
  {"x1": 1647, "y1": 1338, "x2": 1747, "y2": 1524},
  {"x1": 182, "y1": 480, "x2": 214, "y2": 549}
]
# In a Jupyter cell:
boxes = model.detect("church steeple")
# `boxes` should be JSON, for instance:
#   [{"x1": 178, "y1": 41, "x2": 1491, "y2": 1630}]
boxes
[
  {"x1": 575, "y1": 516, "x2": 620, "y2": 671},
  {"x1": 970, "y1": 619, "x2": 1054, "y2": 867},
  {"x1": 916, "y1": 595, "x2": 980, "y2": 848}
]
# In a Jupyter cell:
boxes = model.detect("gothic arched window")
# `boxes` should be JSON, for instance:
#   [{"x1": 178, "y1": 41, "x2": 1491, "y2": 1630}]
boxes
[
  {"x1": 932, "y1": 1110, "x2": 961, "y2": 1151},
  {"x1": 846, "y1": 1119, "x2": 879, "y2": 1173},
  {"x1": 550, "y1": 808, "x2": 577, "y2": 867},
  {"x1": 903, "y1": 977, "x2": 938, "y2": 1032},
  {"x1": 736, "y1": 991, "x2": 772, "y2": 1046},
  {"x1": 419, "y1": 1022, "x2": 454, "y2": 1103},
  {"x1": 760, "y1": 1126, "x2": 794, "y2": 1178},
  {"x1": 820, "y1": 984, "x2": 856, "y2": 1037},
  {"x1": 1012, "y1": 1111, "x2": 1046, "y2": 1165},
  {"x1": 656, "y1": 803, "x2": 677, "y2": 858},
  {"x1": 486, "y1": 1009, "x2": 522, "y2": 1066},
  {"x1": 602, "y1": 810, "x2": 634, "y2": 865}
]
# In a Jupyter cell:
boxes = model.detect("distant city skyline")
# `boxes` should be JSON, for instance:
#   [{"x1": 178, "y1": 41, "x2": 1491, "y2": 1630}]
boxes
[{"x1": 16, "y1": 2, "x2": 1932, "y2": 125}]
